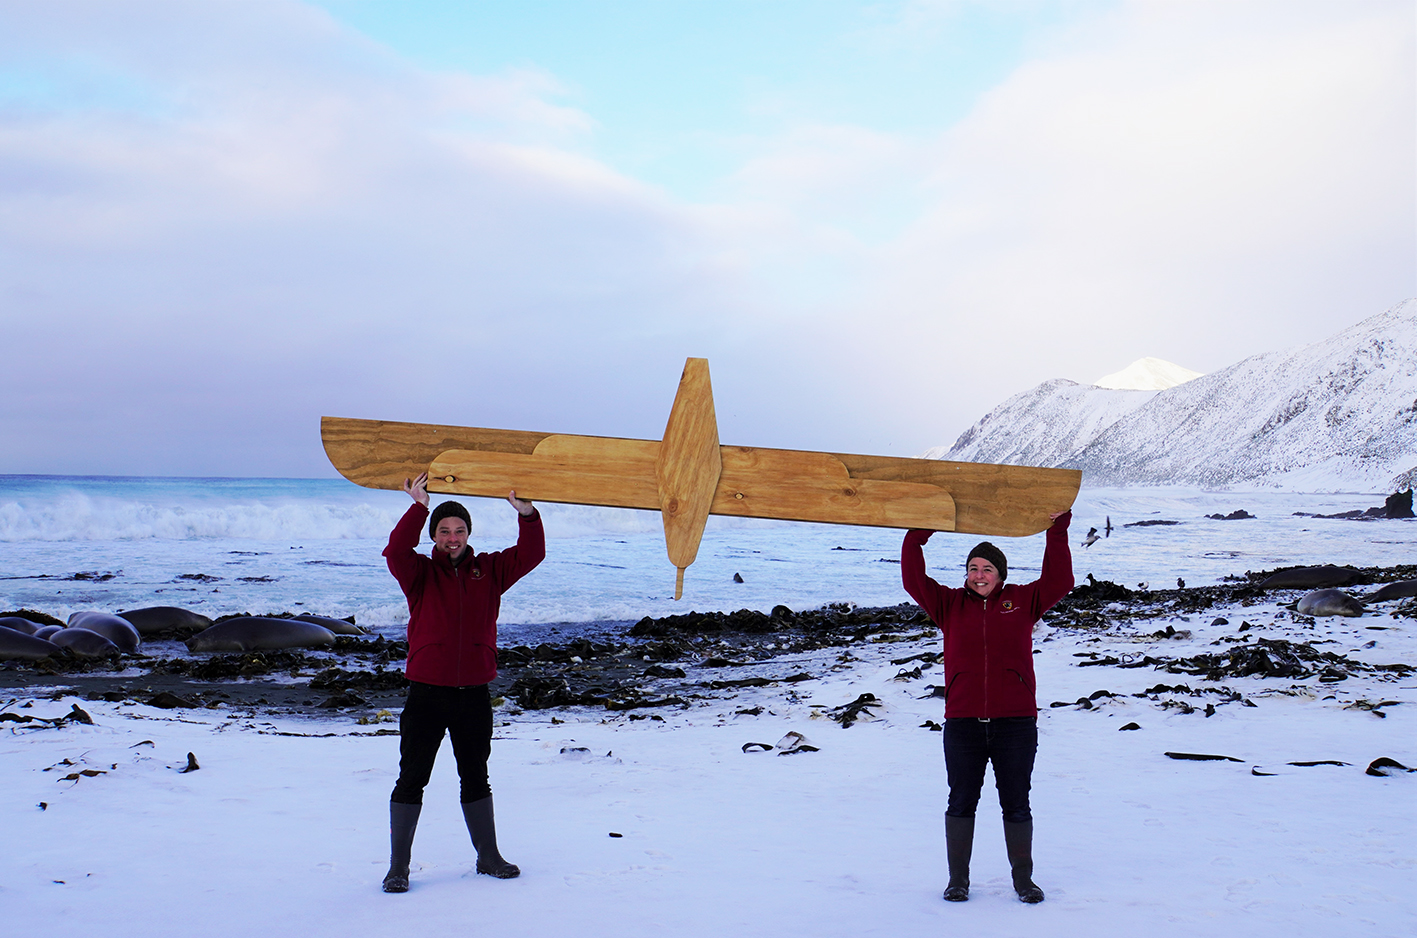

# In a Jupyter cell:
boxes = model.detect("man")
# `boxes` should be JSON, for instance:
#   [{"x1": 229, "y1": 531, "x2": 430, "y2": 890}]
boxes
[
  {"x1": 901, "y1": 510, "x2": 1073, "y2": 904},
  {"x1": 380, "y1": 470, "x2": 544, "y2": 893}
]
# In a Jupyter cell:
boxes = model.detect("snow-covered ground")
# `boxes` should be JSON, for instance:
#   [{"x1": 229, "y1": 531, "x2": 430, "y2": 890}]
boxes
[
  {"x1": 4, "y1": 584, "x2": 1414, "y2": 938},
  {"x1": 4, "y1": 476, "x2": 1415, "y2": 936}
]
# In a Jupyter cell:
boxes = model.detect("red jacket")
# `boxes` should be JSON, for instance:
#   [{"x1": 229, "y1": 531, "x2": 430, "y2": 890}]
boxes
[
  {"x1": 384, "y1": 502, "x2": 545, "y2": 687},
  {"x1": 901, "y1": 512, "x2": 1073, "y2": 718}
]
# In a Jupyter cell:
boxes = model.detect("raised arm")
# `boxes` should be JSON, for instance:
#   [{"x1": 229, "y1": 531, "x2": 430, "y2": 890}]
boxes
[
  {"x1": 901, "y1": 529, "x2": 945, "y2": 624},
  {"x1": 383, "y1": 500, "x2": 431, "y2": 590},
  {"x1": 1035, "y1": 510, "x2": 1075, "y2": 612},
  {"x1": 491, "y1": 490, "x2": 545, "y2": 590}
]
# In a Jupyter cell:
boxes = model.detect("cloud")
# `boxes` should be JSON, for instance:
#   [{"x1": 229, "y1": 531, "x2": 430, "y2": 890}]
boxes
[
  {"x1": 791, "y1": 0, "x2": 1415, "y2": 446},
  {"x1": 0, "y1": 0, "x2": 1411, "y2": 477},
  {"x1": 0, "y1": 1, "x2": 766, "y2": 475}
]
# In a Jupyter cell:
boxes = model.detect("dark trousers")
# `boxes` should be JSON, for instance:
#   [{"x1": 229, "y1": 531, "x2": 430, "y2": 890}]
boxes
[
  {"x1": 390, "y1": 681, "x2": 494, "y2": 805},
  {"x1": 943, "y1": 716, "x2": 1038, "y2": 823}
]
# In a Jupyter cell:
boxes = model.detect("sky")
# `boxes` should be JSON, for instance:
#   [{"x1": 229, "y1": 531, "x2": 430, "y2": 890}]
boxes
[{"x1": 1, "y1": 0, "x2": 1413, "y2": 478}]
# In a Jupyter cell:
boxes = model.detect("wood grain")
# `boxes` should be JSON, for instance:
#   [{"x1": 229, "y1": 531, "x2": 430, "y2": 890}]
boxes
[
  {"x1": 713, "y1": 446, "x2": 956, "y2": 531},
  {"x1": 320, "y1": 416, "x2": 548, "y2": 492},
  {"x1": 430, "y1": 436, "x2": 659, "y2": 509},
  {"x1": 654, "y1": 359, "x2": 723, "y2": 598},
  {"x1": 323, "y1": 417, "x2": 1080, "y2": 537}
]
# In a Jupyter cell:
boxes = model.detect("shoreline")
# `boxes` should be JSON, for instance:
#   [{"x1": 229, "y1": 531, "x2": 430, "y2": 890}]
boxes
[
  {"x1": 5, "y1": 562, "x2": 1413, "y2": 723},
  {"x1": 5, "y1": 567, "x2": 1413, "y2": 938}
]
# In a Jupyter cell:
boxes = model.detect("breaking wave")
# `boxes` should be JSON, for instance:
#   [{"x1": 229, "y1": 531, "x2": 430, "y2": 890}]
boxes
[{"x1": 0, "y1": 491, "x2": 405, "y2": 541}]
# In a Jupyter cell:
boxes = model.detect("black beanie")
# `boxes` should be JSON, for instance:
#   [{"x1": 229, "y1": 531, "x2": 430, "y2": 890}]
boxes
[
  {"x1": 428, "y1": 501, "x2": 472, "y2": 539},
  {"x1": 966, "y1": 542, "x2": 1008, "y2": 582}
]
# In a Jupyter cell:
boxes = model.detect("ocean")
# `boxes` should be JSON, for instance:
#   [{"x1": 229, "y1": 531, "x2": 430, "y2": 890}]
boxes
[{"x1": 2, "y1": 475, "x2": 1412, "y2": 642}]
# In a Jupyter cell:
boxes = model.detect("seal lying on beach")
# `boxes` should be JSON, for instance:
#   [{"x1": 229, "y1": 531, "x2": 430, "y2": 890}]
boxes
[
  {"x1": 0, "y1": 625, "x2": 61, "y2": 660},
  {"x1": 67, "y1": 611, "x2": 142, "y2": 652},
  {"x1": 49, "y1": 627, "x2": 121, "y2": 657},
  {"x1": 118, "y1": 606, "x2": 214, "y2": 636},
  {"x1": 293, "y1": 613, "x2": 367, "y2": 636},
  {"x1": 1259, "y1": 566, "x2": 1359, "y2": 589},
  {"x1": 186, "y1": 617, "x2": 337, "y2": 653},
  {"x1": 1364, "y1": 580, "x2": 1417, "y2": 603},
  {"x1": 1295, "y1": 589, "x2": 1365, "y2": 618},
  {"x1": 0, "y1": 616, "x2": 43, "y2": 635}
]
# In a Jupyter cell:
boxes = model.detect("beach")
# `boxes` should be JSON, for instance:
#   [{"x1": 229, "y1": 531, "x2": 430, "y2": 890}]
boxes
[{"x1": 3, "y1": 478, "x2": 1415, "y2": 936}]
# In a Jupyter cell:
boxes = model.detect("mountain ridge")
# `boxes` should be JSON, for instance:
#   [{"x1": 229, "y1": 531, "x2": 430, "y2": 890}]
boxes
[{"x1": 929, "y1": 299, "x2": 1417, "y2": 491}]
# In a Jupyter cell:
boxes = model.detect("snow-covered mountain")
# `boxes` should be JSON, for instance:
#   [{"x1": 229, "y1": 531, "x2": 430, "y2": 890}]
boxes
[
  {"x1": 1094, "y1": 357, "x2": 1203, "y2": 390},
  {"x1": 929, "y1": 299, "x2": 1417, "y2": 491}
]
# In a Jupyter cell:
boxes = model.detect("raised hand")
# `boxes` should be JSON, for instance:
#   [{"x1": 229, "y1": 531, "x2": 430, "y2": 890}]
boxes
[
  {"x1": 403, "y1": 471, "x2": 430, "y2": 507},
  {"x1": 507, "y1": 490, "x2": 535, "y2": 517}
]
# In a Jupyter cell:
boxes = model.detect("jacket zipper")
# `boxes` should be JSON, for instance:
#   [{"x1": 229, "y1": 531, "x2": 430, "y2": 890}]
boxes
[
  {"x1": 981, "y1": 596, "x2": 989, "y2": 716},
  {"x1": 455, "y1": 562, "x2": 465, "y2": 686}
]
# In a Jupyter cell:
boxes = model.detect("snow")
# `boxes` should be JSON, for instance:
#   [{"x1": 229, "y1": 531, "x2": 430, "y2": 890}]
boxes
[
  {"x1": 1094, "y1": 357, "x2": 1203, "y2": 390},
  {"x1": 4, "y1": 611, "x2": 1413, "y2": 937},
  {"x1": 5, "y1": 486, "x2": 1416, "y2": 937},
  {"x1": 935, "y1": 299, "x2": 1417, "y2": 491}
]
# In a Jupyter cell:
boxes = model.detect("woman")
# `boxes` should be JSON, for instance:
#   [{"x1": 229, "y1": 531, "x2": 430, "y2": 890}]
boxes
[
  {"x1": 380, "y1": 471, "x2": 545, "y2": 893},
  {"x1": 901, "y1": 510, "x2": 1072, "y2": 904}
]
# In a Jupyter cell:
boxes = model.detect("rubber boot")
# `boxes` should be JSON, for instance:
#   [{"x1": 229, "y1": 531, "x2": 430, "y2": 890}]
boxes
[
  {"x1": 382, "y1": 801, "x2": 422, "y2": 893},
  {"x1": 462, "y1": 796, "x2": 520, "y2": 879},
  {"x1": 1003, "y1": 819, "x2": 1044, "y2": 903},
  {"x1": 943, "y1": 815, "x2": 974, "y2": 901}
]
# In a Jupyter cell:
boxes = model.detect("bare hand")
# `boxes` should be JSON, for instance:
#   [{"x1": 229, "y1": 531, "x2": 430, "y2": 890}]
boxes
[
  {"x1": 507, "y1": 490, "x2": 535, "y2": 517},
  {"x1": 1048, "y1": 510, "x2": 1069, "y2": 523},
  {"x1": 403, "y1": 471, "x2": 430, "y2": 507}
]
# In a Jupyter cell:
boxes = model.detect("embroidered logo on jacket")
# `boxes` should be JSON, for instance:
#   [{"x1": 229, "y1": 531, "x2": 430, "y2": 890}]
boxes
[{"x1": 1001, "y1": 600, "x2": 1015, "y2": 612}]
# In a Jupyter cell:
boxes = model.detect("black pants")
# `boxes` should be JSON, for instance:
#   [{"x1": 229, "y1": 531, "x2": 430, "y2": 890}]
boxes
[
  {"x1": 943, "y1": 716, "x2": 1038, "y2": 823},
  {"x1": 390, "y1": 681, "x2": 493, "y2": 805}
]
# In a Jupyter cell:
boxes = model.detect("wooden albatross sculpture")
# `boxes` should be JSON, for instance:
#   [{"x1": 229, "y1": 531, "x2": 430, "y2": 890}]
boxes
[{"x1": 321, "y1": 358, "x2": 1080, "y2": 599}]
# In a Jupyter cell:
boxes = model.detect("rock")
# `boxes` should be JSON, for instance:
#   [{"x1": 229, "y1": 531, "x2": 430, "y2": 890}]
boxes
[
  {"x1": 147, "y1": 692, "x2": 197, "y2": 709},
  {"x1": 1365, "y1": 757, "x2": 1415, "y2": 777},
  {"x1": 1385, "y1": 489, "x2": 1414, "y2": 518}
]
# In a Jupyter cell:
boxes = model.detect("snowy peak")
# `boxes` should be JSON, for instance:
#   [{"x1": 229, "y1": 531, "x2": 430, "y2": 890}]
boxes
[
  {"x1": 933, "y1": 299, "x2": 1417, "y2": 491},
  {"x1": 1094, "y1": 357, "x2": 1203, "y2": 390}
]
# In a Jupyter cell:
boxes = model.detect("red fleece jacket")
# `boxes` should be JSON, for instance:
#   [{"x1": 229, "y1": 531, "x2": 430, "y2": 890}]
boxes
[
  {"x1": 901, "y1": 512, "x2": 1073, "y2": 718},
  {"x1": 383, "y1": 502, "x2": 545, "y2": 687}
]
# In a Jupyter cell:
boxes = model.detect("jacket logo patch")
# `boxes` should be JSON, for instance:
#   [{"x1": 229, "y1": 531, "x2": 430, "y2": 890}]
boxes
[{"x1": 1001, "y1": 600, "x2": 1014, "y2": 612}]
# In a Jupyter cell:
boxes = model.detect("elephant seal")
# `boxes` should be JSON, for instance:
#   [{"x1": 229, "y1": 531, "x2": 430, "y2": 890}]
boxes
[
  {"x1": 0, "y1": 616, "x2": 42, "y2": 635},
  {"x1": 67, "y1": 611, "x2": 142, "y2": 653},
  {"x1": 1364, "y1": 580, "x2": 1417, "y2": 603},
  {"x1": 1296, "y1": 589, "x2": 1365, "y2": 618},
  {"x1": 1259, "y1": 565, "x2": 1359, "y2": 589},
  {"x1": 186, "y1": 617, "x2": 337, "y2": 653},
  {"x1": 292, "y1": 613, "x2": 367, "y2": 636},
  {"x1": 118, "y1": 606, "x2": 215, "y2": 636},
  {"x1": 49, "y1": 627, "x2": 121, "y2": 658},
  {"x1": 0, "y1": 625, "x2": 61, "y2": 660},
  {"x1": 34, "y1": 625, "x2": 63, "y2": 640}
]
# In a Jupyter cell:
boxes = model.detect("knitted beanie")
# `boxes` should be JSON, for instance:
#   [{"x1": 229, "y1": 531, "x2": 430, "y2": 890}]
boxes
[
  {"x1": 428, "y1": 500, "x2": 472, "y2": 539},
  {"x1": 966, "y1": 541, "x2": 1008, "y2": 582}
]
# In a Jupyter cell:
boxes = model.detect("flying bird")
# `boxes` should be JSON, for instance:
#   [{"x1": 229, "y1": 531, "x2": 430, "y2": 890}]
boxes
[{"x1": 1082, "y1": 527, "x2": 1100, "y2": 548}]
